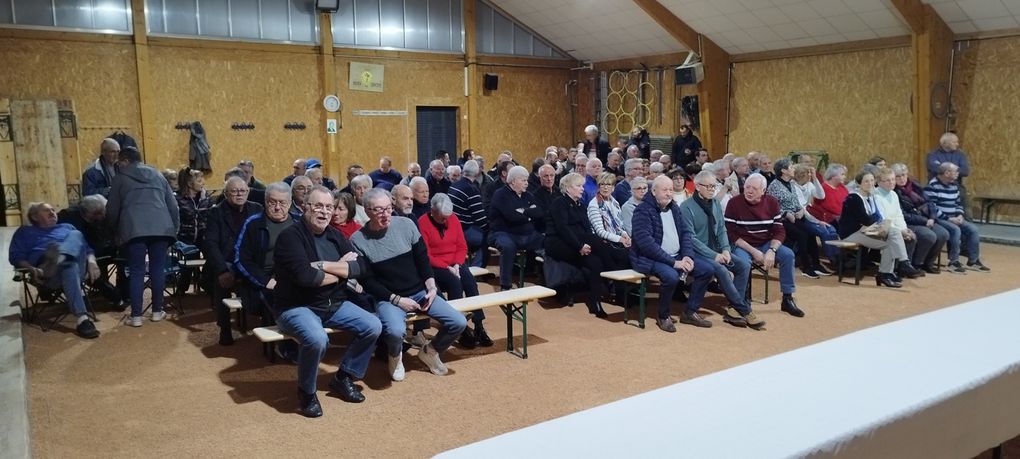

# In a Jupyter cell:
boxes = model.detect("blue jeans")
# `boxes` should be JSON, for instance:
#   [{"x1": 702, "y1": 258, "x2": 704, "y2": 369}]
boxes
[
  {"x1": 126, "y1": 237, "x2": 170, "y2": 317},
  {"x1": 732, "y1": 243, "x2": 796, "y2": 295},
  {"x1": 690, "y1": 255, "x2": 752, "y2": 315},
  {"x1": 377, "y1": 290, "x2": 466, "y2": 357},
  {"x1": 433, "y1": 264, "x2": 484, "y2": 325},
  {"x1": 804, "y1": 221, "x2": 840, "y2": 261},
  {"x1": 935, "y1": 218, "x2": 981, "y2": 263},
  {"x1": 40, "y1": 230, "x2": 89, "y2": 317},
  {"x1": 489, "y1": 231, "x2": 544, "y2": 289},
  {"x1": 464, "y1": 225, "x2": 489, "y2": 268},
  {"x1": 643, "y1": 260, "x2": 707, "y2": 320},
  {"x1": 276, "y1": 303, "x2": 382, "y2": 395}
]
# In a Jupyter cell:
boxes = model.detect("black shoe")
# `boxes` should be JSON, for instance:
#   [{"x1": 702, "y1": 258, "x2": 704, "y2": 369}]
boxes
[
  {"x1": 800, "y1": 269, "x2": 820, "y2": 279},
  {"x1": 108, "y1": 299, "x2": 126, "y2": 313},
  {"x1": 967, "y1": 260, "x2": 991, "y2": 272},
  {"x1": 781, "y1": 296, "x2": 805, "y2": 318},
  {"x1": 474, "y1": 326, "x2": 494, "y2": 347},
  {"x1": 656, "y1": 317, "x2": 676, "y2": 333},
  {"x1": 875, "y1": 273, "x2": 903, "y2": 288},
  {"x1": 76, "y1": 319, "x2": 100, "y2": 339},
  {"x1": 679, "y1": 310, "x2": 713, "y2": 328},
  {"x1": 812, "y1": 265, "x2": 834, "y2": 276},
  {"x1": 947, "y1": 261, "x2": 967, "y2": 274},
  {"x1": 587, "y1": 300, "x2": 608, "y2": 319},
  {"x1": 706, "y1": 281, "x2": 723, "y2": 294},
  {"x1": 897, "y1": 261, "x2": 922, "y2": 279},
  {"x1": 923, "y1": 264, "x2": 941, "y2": 274},
  {"x1": 910, "y1": 265, "x2": 926, "y2": 277},
  {"x1": 298, "y1": 390, "x2": 323, "y2": 417},
  {"x1": 328, "y1": 373, "x2": 365, "y2": 403},
  {"x1": 458, "y1": 329, "x2": 477, "y2": 349},
  {"x1": 219, "y1": 327, "x2": 235, "y2": 346}
]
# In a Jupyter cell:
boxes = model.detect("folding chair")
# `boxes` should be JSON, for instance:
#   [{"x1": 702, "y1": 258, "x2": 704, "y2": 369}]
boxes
[
  {"x1": 13, "y1": 268, "x2": 97, "y2": 331},
  {"x1": 745, "y1": 262, "x2": 771, "y2": 304}
]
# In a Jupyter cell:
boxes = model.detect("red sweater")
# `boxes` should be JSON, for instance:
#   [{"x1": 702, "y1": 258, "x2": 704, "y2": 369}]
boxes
[
  {"x1": 724, "y1": 194, "x2": 786, "y2": 247},
  {"x1": 331, "y1": 220, "x2": 361, "y2": 239},
  {"x1": 807, "y1": 181, "x2": 847, "y2": 224},
  {"x1": 417, "y1": 213, "x2": 468, "y2": 268}
]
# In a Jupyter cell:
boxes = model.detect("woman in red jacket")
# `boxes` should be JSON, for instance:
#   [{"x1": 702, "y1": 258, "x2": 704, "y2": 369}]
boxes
[
  {"x1": 330, "y1": 191, "x2": 361, "y2": 239},
  {"x1": 418, "y1": 193, "x2": 492, "y2": 348},
  {"x1": 807, "y1": 163, "x2": 849, "y2": 225}
]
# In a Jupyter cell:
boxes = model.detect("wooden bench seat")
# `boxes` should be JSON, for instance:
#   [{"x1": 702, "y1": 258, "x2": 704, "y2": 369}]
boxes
[
  {"x1": 253, "y1": 285, "x2": 555, "y2": 359},
  {"x1": 825, "y1": 240, "x2": 864, "y2": 285},
  {"x1": 600, "y1": 269, "x2": 648, "y2": 328}
]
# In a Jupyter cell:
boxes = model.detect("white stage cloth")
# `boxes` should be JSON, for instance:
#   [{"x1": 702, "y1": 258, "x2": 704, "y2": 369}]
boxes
[{"x1": 439, "y1": 288, "x2": 1020, "y2": 458}]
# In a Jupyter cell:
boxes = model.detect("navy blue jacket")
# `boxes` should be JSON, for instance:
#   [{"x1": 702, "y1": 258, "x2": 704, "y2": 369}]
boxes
[
  {"x1": 234, "y1": 212, "x2": 300, "y2": 289},
  {"x1": 203, "y1": 201, "x2": 263, "y2": 275},
  {"x1": 488, "y1": 186, "x2": 543, "y2": 235},
  {"x1": 629, "y1": 192, "x2": 694, "y2": 274}
]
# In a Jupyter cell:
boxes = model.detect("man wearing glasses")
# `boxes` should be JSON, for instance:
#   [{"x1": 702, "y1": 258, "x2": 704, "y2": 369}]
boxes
[
  {"x1": 273, "y1": 186, "x2": 382, "y2": 416},
  {"x1": 82, "y1": 138, "x2": 120, "y2": 197},
  {"x1": 679, "y1": 171, "x2": 765, "y2": 330},
  {"x1": 205, "y1": 176, "x2": 263, "y2": 345},
  {"x1": 350, "y1": 188, "x2": 467, "y2": 382}
]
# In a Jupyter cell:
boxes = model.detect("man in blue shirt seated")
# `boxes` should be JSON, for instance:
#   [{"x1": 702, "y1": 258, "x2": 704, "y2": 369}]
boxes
[{"x1": 9, "y1": 202, "x2": 102, "y2": 338}]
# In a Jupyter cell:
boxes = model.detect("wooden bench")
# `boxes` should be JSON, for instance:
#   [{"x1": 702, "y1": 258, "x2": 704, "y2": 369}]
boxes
[
  {"x1": 825, "y1": 240, "x2": 863, "y2": 285},
  {"x1": 976, "y1": 195, "x2": 1020, "y2": 224},
  {"x1": 253, "y1": 285, "x2": 555, "y2": 360},
  {"x1": 488, "y1": 247, "x2": 530, "y2": 287},
  {"x1": 600, "y1": 269, "x2": 647, "y2": 329}
]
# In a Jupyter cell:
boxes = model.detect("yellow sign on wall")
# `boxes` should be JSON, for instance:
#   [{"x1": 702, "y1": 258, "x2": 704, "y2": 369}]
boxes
[{"x1": 349, "y1": 62, "x2": 384, "y2": 92}]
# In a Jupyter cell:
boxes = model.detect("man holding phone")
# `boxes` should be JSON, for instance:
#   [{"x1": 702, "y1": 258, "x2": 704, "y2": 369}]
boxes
[{"x1": 350, "y1": 188, "x2": 467, "y2": 382}]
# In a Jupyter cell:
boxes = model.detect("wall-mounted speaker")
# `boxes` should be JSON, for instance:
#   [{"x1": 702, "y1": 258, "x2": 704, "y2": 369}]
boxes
[
  {"x1": 316, "y1": 0, "x2": 340, "y2": 12},
  {"x1": 483, "y1": 73, "x2": 499, "y2": 91}
]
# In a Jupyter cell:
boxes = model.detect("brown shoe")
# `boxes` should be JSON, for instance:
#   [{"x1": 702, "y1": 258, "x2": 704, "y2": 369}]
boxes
[
  {"x1": 657, "y1": 317, "x2": 676, "y2": 333},
  {"x1": 742, "y1": 311, "x2": 766, "y2": 330},
  {"x1": 679, "y1": 311, "x2": 713, "y2": 328}
]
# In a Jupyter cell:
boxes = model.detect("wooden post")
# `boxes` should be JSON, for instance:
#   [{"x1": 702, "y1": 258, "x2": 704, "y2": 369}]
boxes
[
  {"x1": 464, "y1": 0, "x2": 479, "y2": 154},
  {"x1": 320, "y1": 12, "x2": 337, "y2": 174},
  {"x1": 0, "y1": 98, "x2": 20, "y2": 225},
  {"x1": 12, "y1": 100, "x2": 69, "y2": 214},
  {"x1": 130, "y1": 0, "x2": 156, "y2": 159}
]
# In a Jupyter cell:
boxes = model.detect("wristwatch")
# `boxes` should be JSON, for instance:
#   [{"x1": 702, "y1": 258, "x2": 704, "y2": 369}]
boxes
[{"x1": 767, "y1": 246, "x2": 778, "y2": 253}]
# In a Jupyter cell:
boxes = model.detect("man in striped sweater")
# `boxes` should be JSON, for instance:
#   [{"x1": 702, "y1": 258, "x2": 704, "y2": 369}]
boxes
[
  {"x1": 924, "y1": 162, "x2": 988, "y2": 272},
  {"x1": 724, "y1": 174, "x2": 806, "y2": 318},
  {"x1": 449, "y1": 159, "x2": 488, "y2": 267}
]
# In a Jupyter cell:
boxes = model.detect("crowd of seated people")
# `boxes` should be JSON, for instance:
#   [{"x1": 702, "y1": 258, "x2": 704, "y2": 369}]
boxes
[{"x1": 8, "y1": 130, "x2": 993, "y2": 417}]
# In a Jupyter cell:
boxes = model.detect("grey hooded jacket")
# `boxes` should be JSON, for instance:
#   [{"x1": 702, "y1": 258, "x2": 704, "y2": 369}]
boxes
[{"x1": 106, "y1": 161, "x2": 180, "y2": 245}]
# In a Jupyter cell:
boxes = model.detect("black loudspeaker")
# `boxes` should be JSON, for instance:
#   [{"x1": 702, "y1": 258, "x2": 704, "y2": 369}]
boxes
[
  {"x1": 483, "y1": 73, "x2": 499, "y2": 91},
  {"x1": 675, "y1": 67, "x2": 698, "y2": 85},
  {"x1": 316, "y1": 0, "x2": 339, "y2": 12}
]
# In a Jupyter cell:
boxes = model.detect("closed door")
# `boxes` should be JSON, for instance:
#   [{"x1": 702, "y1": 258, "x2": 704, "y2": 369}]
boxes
[{"x1": 416, "y1": 107, "x2": 458, "y2": 167}]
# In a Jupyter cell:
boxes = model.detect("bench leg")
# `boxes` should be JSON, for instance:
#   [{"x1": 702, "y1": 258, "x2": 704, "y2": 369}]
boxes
[
  {"x1": 853, "y1": 247, "x2": 862, "y2": 285},
  {"x1": 836, "y1": 250, "x2": 846, "y2": 283},
  {"x1": 501, "y1": 301, "x2": 528, "y2": 359},
  {"x1": 637, "y1": 279, "x2": 646, "y2": 329}
]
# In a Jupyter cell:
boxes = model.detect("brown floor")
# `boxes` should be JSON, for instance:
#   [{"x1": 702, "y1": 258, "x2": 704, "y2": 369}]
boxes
[{"x1": 22, "y1": 245, "x2": 1020, "y2": 458}]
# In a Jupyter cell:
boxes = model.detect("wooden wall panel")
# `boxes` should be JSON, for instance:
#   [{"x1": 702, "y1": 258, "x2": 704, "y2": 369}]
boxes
[
  {"x1": 0, "y1": 37, "x2": 140, "y2": 180},
  {"x1": 12, "y1": 100, "x2": 67, "y2": 214},
  {"x1": 148, "y1": 45, "x2": 322, "y2": 184},
  {"x1": 728, "y1": 47, "x2": 914, "y2": 175},
  {"x1": 951, "y1": 36, "x2": 1020, "y2": 222},
  {"x1": 473, "y1": 65, "x2": 573, "y2": 164}
]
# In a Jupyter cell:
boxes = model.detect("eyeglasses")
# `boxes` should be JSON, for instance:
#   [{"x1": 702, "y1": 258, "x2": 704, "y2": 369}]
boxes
[
  {"x1": 227, "y1": 189, "x2": 249, "y2": 195},
  {"x1": 266, "y1": 199, "x2": 289, "y2": 209},
  {"x1": 697, "y1": 183, "x2": 717, "y2": 189},
  {"x1": 369, "y1": 205, "x2": 394, "y2": 214},
  {"x1": 308, "y1": 203, "x2": 334, "y2": 213}
]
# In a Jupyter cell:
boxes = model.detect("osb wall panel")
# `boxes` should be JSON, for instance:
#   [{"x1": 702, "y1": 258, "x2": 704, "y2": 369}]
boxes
[
  {"x1": 473, "y1": 65, "x2": 573, "y2": 163},
  {"x1": 148, "y1": 46, "x2": 322, "y2": 183},
  {"x1": 12, "y1": 100, "x2": 67, "y2": 213},
  {"x1": 332, "y1": 57, "x2": 464, "y2": 174},
  {"x1": 0, "y1": 37, "x2": 140, "y2": 182},
  {"x1": 728, "y1": 47, "x2": 913, "y2": 174},
  {"x1": 951, "y1": 36, "x2": 1020, "y2": 222}
]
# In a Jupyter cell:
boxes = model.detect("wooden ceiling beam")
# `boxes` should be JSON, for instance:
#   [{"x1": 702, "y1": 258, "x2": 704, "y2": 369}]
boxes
[
  {"x1": 890, "y1": 0, "x2": 926, "y2": 34},
  {"x1": 631, "y1": 0, "x2": 699, "y2": 51}
]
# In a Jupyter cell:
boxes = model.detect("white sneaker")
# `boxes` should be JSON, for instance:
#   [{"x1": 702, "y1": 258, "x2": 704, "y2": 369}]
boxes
[
  {"x1": 418, "y1": 344, "x2": 449, "y2": 376},
  {"x1": 388, "y1": 354, "x2": 405, "y2": 382},
  {"x1": 410, "y1": 331, "x2": 429, "y2": 349},
  {"x1": 127, "y1": 316, "x2": 143, "y2": 327},
  {"x1": 151, "y1": 311, "x2": 167, "y2": 322}
]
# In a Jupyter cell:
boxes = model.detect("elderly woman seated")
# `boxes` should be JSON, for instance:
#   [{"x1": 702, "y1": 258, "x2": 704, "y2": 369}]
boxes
[
  {"x1": 892, "y1": 163, "x2": 949, "y2": 274},
  {"x1": 546, "y1": 173, "x2": 625, "y2": 318},
  {"x1": 837, "y1": 170, "x2": 909, "y2": 288},
  {"x1": 874, "y1": 167, "x2": 924, "y2": 279},
  {"x1": 791, "y1": 163, "x2": 839, "y2": 263},
  {"x1": 766, "y1": 158, "x2": 832, "y2": 278},
  {"x1": 9, "y1": 202, "x2": 102, "y2": 338},
  {"x1": 621, "y1": 176, "x2": 648, "y2": 235},
  {"x1": 417, "y1": 193, "x2": 492, "y2": 348}
]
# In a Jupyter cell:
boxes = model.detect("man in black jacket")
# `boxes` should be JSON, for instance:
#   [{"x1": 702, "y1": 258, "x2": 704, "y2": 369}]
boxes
[
  {"x1": 273, "y1": 186, "x2": 381, "y2": 417},
  {"x1": 204, "y1": 176, "x2": 263, "y2": 345},
  {"x1": 488, "y1": 166, "x2": 545, "y2": 290},
  {"x1": 58, "y1": 194, "x2": 126, "y2": 309}
]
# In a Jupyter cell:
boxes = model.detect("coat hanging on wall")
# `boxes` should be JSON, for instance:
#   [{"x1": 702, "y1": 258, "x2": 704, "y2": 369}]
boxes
[
  {"x1": 108, "y1": 130, "x2": 138, "y2": 151},
  {"x1": 188, "y1": 121, "x2": 211, "y2": 172}
]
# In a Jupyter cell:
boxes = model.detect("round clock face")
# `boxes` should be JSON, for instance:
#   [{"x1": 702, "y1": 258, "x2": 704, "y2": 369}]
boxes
[{"x1": 323, "y1": 95, "x2": 341, "y2": 112}]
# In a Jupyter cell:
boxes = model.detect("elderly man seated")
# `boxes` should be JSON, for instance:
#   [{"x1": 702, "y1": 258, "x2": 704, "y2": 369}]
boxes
[
  {"x1": 391, "y1": 184, "x2": 416, "y2": 220},
  {"x1": 426, "y1": 159, "x2": 450, "y2": 197},
  {"x1": 449, "y1": 159, "x2": 489, "y2": 268},
  {"x1": 273, "y1": 186, "x2": 382, "y2": 416},
  {"x1": 289, "y1": 175, "x2": 312, "y2": 219},
  {"x1": 418, "y1": 193, "x2": 492, "y2": 348},
  {"x1": 725, "y1": 174, "x2": 805, "y2": 318},
  {"x1": 925, "y1": 162, "x2": 988, "y2": 272},
  {"x1": 9, "y1": 202, "x2": 102, "y2": 338},
  {"x1": 349, "y1": 174, "x2": 373, "y2": 225},
  {"x1": 488, "y1": 166, "x2": 545, "y2": 291},
  {"x1": 409, "y1": 176, "x2": 431, "y2": 220},
  {"x1": 351, "y1": 189, "x2": 467, "y2": 381},
  {"x1": 58, "y1": 194, "x2": 126, "y2": 309}
]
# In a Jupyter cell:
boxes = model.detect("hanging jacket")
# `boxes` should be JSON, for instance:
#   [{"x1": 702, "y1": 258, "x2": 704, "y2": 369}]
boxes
[{"x1": 189, "y1": 121, "x2": 212, "y2": 172}]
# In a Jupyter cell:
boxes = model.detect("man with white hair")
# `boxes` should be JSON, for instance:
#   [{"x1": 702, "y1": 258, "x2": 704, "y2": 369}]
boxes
[
  {"x1": 289, "y1": 175, "x2": 312, "y2": 219},
  {"x1": 488, "y1": 166, "x2": 544, "y2": 291},
  {"x1": 449, "y1": 159, "x2": 489, "y2": 267},
  {"x1": 625, "y1": 144, "x2": 642, "y2": 159},
  {"x1": 391, "y1": 184, "x2": 415, "y2": 219},
  {"x1": 582, "y1": 124, "x2": 611, "y2": 164},
  {"x1": 446, "y1": 165, "x2": 462, "y2": 183},
  {"x1": 351, "y1": 188, "x2": 467, "y2": 381},
  {"x1": 926, "y1": 132, "x2": 970, "y2": 183},
  {"x1": 650, "y1": 149, "x2": 663, "y2": 163},
  {"x1": 349, "y1": 174, "x2": 373, "y2": 225},
  {"x1": 83, "y1": 138, "x2": 120, "y2": 197},
  {"x1": 648, "y1": 161, "x2": 665, "y2": 182},
  {"x1": 582, "y1": 157, "x2": 603, "y2": 204},
  {"x1": 426, "y1": 159, "x2": 450, "y2": 197},
  {"x1": 409, "y1": 176, "x2": 431, "y2": 221},
  {"x1": 606, "y1": 151, "x2": 624, "y2": 177},
  {"x1": 59, "y1": 194, "x2": 125, "y2": 309},
  {"x1": 528, "y1": 164, "x2": 557, "y2": 234},
  {"x1": 613, "y1": 158, "x2": 645, "y2": 204},
  {"x1": 725, "y1": 173, "x2": 805, "y2": 318}
]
